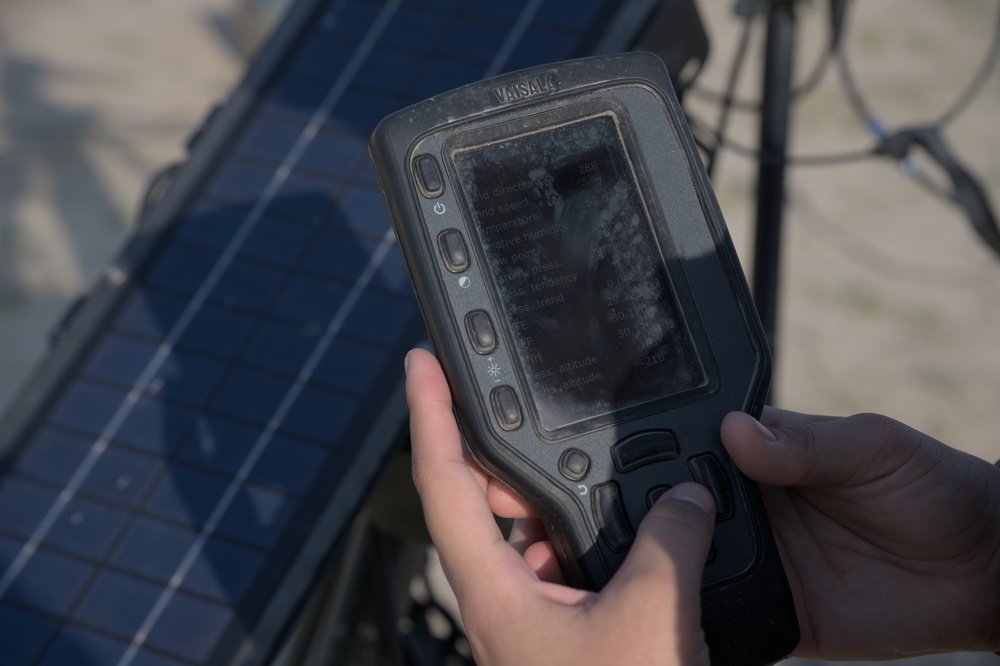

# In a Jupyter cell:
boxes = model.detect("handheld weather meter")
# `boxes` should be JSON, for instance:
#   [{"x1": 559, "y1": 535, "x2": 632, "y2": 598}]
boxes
[{"x1": 370, "y1": 52, "x2": 799, "y2": 666}]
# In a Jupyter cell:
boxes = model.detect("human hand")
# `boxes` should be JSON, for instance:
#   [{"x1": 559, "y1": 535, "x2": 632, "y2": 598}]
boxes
[
  {"x1": 722, "y1": 407, "x2": 1000, "y2": 660},
  {"x1": 405, "y1": 347, "x2": 717, "y2": 666}
]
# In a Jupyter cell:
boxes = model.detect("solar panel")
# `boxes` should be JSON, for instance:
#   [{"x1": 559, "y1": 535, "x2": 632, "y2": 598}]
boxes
[{"x1": 0, "y1": 0, "x2": 658, "y2": 664}]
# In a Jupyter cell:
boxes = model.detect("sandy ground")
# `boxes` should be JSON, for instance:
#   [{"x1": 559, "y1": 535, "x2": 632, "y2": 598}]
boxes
[{"x1": 1, "y1": 0, "x2": 998, "y2": 664}]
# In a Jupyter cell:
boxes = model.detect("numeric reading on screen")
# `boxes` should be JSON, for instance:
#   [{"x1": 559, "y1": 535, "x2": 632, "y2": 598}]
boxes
[{"x1": 452, "y1": 114, "x2": 705, "y2": 434}]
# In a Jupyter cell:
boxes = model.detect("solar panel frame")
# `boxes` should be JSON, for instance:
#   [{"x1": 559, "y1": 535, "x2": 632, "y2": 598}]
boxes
[{"x1": 0, "y1": 0, "x2": 661, "y2": 664}]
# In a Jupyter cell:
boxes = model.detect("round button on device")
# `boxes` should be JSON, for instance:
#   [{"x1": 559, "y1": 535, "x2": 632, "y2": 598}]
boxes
[{"x1": 558, "y1": 448, "x2": 590, "y2": 482}]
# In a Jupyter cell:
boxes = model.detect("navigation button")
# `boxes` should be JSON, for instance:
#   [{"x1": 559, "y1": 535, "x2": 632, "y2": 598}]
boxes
[
  {"x1": 414, "y1": 154, "x2": 444, "y2": 197},
  {"x1": 646, "y1": 484, "x2": 671, "y2": 507},
  {"x1": 688, "y1": 454, "x2": 734, "y2": 521},
  {"x1": 611, "y1": 430, "x2": 680, "y2": 473},
  {"x1": 438, "y1": 229, "x2": 469, "y2": 273},
  {"x1": 591, "y1": 482, "x2": 633, "y2": 551},
  {"x1": 558, "y1": 448, "x2": 590, "y2": 482},
  {"x1": 490, "y1": 386, "x2": 522, "y2": 431},
  {"x1": 465, "y1": 310, "x2": 497, "y2": 354}
]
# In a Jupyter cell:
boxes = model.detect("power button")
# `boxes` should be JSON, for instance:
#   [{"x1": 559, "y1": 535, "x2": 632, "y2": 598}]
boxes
[{"x1": 414, "y1": 154, "x2": 444, "y2": 197}]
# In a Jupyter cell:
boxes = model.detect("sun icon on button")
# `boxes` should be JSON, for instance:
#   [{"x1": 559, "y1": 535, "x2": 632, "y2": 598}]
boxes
[{"x1": 487, "y1": 363, "x2": 501, "y2": 378}]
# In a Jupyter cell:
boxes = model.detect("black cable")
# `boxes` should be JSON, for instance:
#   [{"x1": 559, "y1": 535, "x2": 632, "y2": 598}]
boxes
[
  {"x1": 705, "y1": 9, "x2": 755, "y2": 178},
  {"x1": 935, "y1": 1, "x2": 1000, "y2": 128},
  {"x1": 686, "y1": 0, "x2": 840, "y2": 112},
  {"x1": 688, "y1": 113, "x2": 876, "y2": 167}
]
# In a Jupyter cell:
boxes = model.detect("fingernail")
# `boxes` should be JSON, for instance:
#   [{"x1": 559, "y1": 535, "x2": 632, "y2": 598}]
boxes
[
  {"x1": 404, "y1": 350, "x2": 413, "y2": 374},
  {"x1": 668, "y1": 484, "x2": 715, "y2": 514},
  {"x1": 754, "y1": 417, "x2": 777, "y2": 442}
]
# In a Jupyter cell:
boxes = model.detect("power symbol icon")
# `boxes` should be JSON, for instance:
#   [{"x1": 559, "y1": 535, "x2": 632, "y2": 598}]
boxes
[{"x1": 433, "y1": 202, "x2": 446, "y2": 215}]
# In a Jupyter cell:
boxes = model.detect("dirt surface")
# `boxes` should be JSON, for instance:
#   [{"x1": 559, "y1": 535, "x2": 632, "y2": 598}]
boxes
[{"x1": 1, "y1": 1, "x2": 998, "y2": 663}]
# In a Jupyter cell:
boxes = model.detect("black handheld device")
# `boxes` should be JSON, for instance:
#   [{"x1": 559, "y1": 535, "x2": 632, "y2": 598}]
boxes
[{"x1": 370, "y1": 52, "x2": 799, "y2": 666}]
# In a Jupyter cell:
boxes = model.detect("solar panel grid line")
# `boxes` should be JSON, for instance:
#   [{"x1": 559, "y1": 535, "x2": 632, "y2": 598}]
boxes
[
  {"x1": 0, "y1": 0, "x2": 405, "y2": 612},
  {"x1": 484, "y1": 0, "x2": 545, "y2": 77}
]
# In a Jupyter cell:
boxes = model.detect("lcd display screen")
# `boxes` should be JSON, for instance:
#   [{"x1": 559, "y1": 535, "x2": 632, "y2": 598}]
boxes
[{"x1": 452, "y1": 113, "x2": 705, "y2": 434}]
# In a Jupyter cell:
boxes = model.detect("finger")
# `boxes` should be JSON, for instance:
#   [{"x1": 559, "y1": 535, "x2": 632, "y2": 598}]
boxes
[
  {"x1": 508, "y1": 518, "x2": 566, "y2": 583},
  {"x1": 723, "y1": 410, "x2": 926, "y2": 488},
  {"x1": 406, "y1": 349, "x2": 531, "y2": 595},
  {"x1": 487, "y1": 478, "x2": 539, "y2": 519},
  {"x1": 759, "y1": 405, "x2": 837, "y2": 429},
  {"x1": 508, "y1": 517, "x2": 548, "y2": 555},
  {"x1": 599, "y1": 483, "x2": 715, "y2": 617}
]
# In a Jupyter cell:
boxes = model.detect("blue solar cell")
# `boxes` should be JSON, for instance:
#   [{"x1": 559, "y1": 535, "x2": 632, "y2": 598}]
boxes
[
  {"x1": 114, "y1": 397, "x2": 194, "y2": 456},
  {"x1": 39, "y1": 626, "x2": 127, "y2": 666},
  {"x1": 235, "y1": 118, "x2": 303, "y2": 164},
  {"x1": 264, "y1": 77, "x2": 329, "y2": 123},
  {"x1": 208, "y1": 258, "x2": 287, "y2": 313},
  {"x1": 356, "y1": 49, "x2": 423, "y2": 93},
  {"x1": 342, "y1": 290, "x2": 418, "y2": 345},
  {"x1": 150, "y1": 350, "x2": 228, "y2": 407},
  {"x1": 0, "y1": 478, "x2": 60, "y2": 539},
  {"x1": 13, "y1": 430, "x2": 91, "y2": 487},
  {"x1": 175, "y1": 304, "x2": 258, "y2": 359},
  {"x1": 144, "y1": 466, "x2": 231, "y2": 529},
  {"x1": 370, "y1": 245, "x2": 412, "y2": 295},
  {"x1": 270, "y1": 274, "x2": 348, "y2": 326},
  {"x1": 324, "y1": 89, "x2": 395, "y2": 135},
  {"x1": 301, "y1": 228, "x2": 377, "y2": 282},
  {"x1": 129, "y1": 651, "x2": 190, "y2": 666},
  {"x1": 312, "y1": 338, "x2": 388, "y2": 394},
  {"x1": 280, "y1": 384, "x2": 357, "y2": 443},
  {"x1": 507, "y1": 29, "x2": 581, "y2": 70},
  {"x1": 115, "y1": 290, "x2": 188, "y2": 340},
  {"x1": 535, "y1": 0, "x2": 603, "y2": 28},
  {"x1": 299, "y1": 131, "x2": 367, "y2": 180},
  {"x1": 112, "y1": 517, "x2": 197, "y2": 583},
  {"x1": 440, "y1": 18, "x2": 512, "y2": 61},
  {"x1": 241, "y1": 320, "x2": 321, "y2": 377},
  {"x1": 50, "y1": 380, "x2": 127, "y2": 436},
  {"x1": 0, "y1": 603, "x2": 54, "y2": 666},
  {"x1": 177, "y1": 417, "x2": 260, "y2": 476},
  {"x1": 215, "y1": 483, "x2": 296, "y2": 549},
  {"x1": 182, "y1": 536, "x2": 265, "y2": 604},
  {"x1": 144, "y1": 592, "x2": 233, "y2": 663},
  {"x1": 175, "y1": 203, "x2": 248, "y2": 251},
  {"x1": 239, "y1": 216, "x2": 314, "y2": 267},
  {"x1": 468, "y1": 0, "x2": 530, "y2": 19},
  {"x1": 72, "y1": 570, "x2": 162, "y2": 638},
  {"x1": 411, "y1": 57, "x2": 484, "y2": 98},
  {"x1": 329, "y1": 185, "x2": 391, "y2": 239},
  {"x1": 205, "y1": 160, "x2": 276, "y2": 206},
  {"x1": 44, "y1": 496, "x2": 130, "y2": 560},
  {"x1": 318, "y1": 1, "x2": 380, "y2": 39},
  {"x1": 78, "y1": 445, "x2": 162, "y2": 507},
  {"x1": 265, "y1": 171, "x2": 340, "y2": 221},
  {"x1": 83, "y1": 333, "x2": 158, "y2": 388},
  {"x1": 291, "y1": 38, "x2": 356, "y2": 83},
  {"x1": 4, "y1": 548, "x2": 92, "y2": 616},
  {"x1": 143, "y1": 244, "x2": 220, "y2": 296},
  {"x1": 211, "y1": 368, "x2": 294, "y2": 426},
  {"x1": 380, "y1": 7, "x2": 451, "y2": 50},
  {"x1": 251, "y1": 435, "x2": 327, "y2": 494}
]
